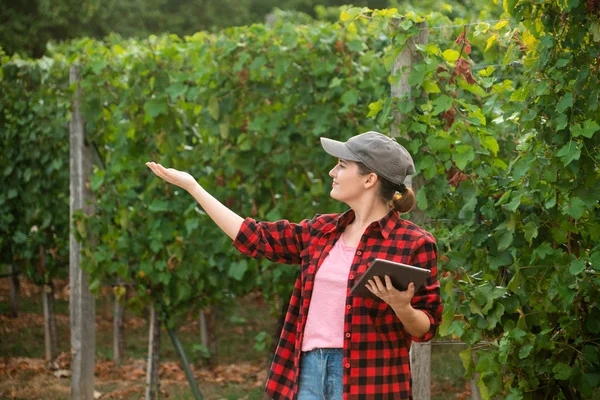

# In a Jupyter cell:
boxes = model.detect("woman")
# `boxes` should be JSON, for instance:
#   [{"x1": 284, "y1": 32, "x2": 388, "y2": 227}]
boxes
[{"x1": 146, "y1": 131, "x2": 442, "y2": 400}]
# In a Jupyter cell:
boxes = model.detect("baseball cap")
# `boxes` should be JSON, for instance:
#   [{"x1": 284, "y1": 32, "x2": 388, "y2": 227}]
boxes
[{"x1": 320, "y1": 131, "x2": 415, "y2": 186}]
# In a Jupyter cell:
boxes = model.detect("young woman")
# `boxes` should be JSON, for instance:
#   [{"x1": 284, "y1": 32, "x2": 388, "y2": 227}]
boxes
[{"x1": 146, "y1": 131, "x2": 442, "y2": 400}]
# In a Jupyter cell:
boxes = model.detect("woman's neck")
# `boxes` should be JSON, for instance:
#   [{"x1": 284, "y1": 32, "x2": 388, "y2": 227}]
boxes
[{"x1": 348, "y1": 201, "x2": 390, "y2": 231}]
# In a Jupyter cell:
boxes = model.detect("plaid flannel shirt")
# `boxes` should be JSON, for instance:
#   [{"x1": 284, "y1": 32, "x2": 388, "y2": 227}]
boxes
[{"x1": 233, "y1": 209, "x2": 442, "y2": 400}]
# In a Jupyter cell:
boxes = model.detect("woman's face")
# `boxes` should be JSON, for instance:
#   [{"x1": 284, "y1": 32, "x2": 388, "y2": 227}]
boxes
[{"x1": 328, "y1": 159, "x2": 367, "y2": 202}]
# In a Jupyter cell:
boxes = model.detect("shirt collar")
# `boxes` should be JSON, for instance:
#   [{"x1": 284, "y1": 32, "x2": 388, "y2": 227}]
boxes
[{"x1": 325, "y1": 208, "x2": 400, "y2": 239}]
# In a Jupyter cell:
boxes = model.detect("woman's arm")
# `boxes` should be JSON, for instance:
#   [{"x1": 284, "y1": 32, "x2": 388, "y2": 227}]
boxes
[
  {"x1": 146, "y1": 162, "x2": 243, "y2": 240},
  {"x1": 366, "y1": 233, "x2": 442, "y2": 340},
  {"x1": 366, "y1": 277, "x2": 431, "y2": 338}
]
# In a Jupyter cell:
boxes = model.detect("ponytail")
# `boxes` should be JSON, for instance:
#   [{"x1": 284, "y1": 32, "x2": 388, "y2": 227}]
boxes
[{"x1": 390, "y1": 185, "x2": 415, "y2": 214}]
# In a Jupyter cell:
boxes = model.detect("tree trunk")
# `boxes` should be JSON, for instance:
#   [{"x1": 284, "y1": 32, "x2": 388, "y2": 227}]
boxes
[
  {"x1": 113, "y1": 281, "x2": 125, "y2": 367},
  {"x1": 146, "y1": 304, "x2": 161, "y2": 400},
  {"x1": 69, "y1": 64, "x2": 96, "y2": 400},
  {"x1": 8, "y1": 263, "x2": 20, "y2": 318}
]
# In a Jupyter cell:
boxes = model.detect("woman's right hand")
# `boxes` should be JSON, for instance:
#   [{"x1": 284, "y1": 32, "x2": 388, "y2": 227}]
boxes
[{"x1": 146, "y1": 162, "x2": 197, "y2": 192}]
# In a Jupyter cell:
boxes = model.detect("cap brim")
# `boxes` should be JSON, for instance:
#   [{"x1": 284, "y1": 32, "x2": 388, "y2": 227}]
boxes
[{"x1": 320, "y1": 137, "x2": 361, "y2": 162}]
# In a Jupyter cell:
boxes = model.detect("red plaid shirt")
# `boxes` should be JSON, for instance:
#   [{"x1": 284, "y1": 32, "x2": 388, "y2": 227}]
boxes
[{"x1": 233, "y1": 209, "x2": 442, "y2": 400}]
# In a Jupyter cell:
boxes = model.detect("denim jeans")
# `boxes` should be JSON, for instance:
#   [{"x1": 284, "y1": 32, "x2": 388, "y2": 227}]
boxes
[{"x1": 297, "y1": 348, "x2": 343, "y2": 400}]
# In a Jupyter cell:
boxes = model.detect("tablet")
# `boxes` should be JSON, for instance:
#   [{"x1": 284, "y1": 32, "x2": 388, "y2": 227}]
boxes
[{"x1": 350, "y1": 258, "x2": 430, "y2": 300}]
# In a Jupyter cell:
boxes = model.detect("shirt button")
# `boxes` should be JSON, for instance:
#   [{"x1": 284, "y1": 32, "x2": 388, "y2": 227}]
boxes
[
  {"x1": 345, "y1": 332, "x2": 351, "y2": 338},
  {"x1": 346, "y1": 305, "x2": 351, "y2": 310},
  {"x1": 345, "y1": 363, "x2": 350, "y2": 368},
  {"x1": 349, "y1": 274, "x2": 355, "y2": 280},
  {"x1": 356, "y1": 251, "x2": 362, "y2": 256}
]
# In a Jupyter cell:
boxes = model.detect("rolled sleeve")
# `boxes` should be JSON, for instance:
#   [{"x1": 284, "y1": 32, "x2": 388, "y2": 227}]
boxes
[
  {"x1": 409, "y1": 234, "x2": 443, "y2": 342},
  {"x1": 232, "y1": 217, "x2": 313, "y2": 265}
]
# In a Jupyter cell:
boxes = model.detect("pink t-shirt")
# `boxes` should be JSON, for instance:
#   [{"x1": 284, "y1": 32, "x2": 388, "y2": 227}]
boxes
[{"x1": 301, "y1": 236, "x2": 356, "y2": 351}]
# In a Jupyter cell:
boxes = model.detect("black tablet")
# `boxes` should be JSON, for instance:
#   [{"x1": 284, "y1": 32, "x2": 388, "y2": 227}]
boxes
[{"x1": 350, "y1": 258, "x2": 430, "y2": 300}]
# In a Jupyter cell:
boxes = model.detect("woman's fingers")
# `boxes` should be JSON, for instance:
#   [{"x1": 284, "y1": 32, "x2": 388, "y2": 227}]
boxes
[
  {"x1": 147, "y1": 162, "x2": 169, "y2": 182},
  {"x1": 373, "y1": 276, "x2": 386, "y2": 292}
]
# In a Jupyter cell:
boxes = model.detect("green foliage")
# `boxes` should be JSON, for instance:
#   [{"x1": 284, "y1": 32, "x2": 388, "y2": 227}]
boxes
[
  {"x1": 2, "y1": 2, "x2": 600, "y2": 397},
  {"x1": 0, "y1": 55, "x2": 71, "y2": 284},
  {"x1": 68, "y1": 21, "x2": 389, "y2": 321}
]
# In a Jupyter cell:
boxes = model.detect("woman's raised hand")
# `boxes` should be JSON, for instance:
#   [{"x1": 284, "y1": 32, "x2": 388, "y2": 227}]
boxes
[{"x1": 146, "y1": 162, "x2": 197, "y2": 192}]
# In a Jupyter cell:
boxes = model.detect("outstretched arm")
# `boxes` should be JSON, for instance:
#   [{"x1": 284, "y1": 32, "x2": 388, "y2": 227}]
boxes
[{"x1": 146, "y1": 162, "x2": 243, "y2": 240}]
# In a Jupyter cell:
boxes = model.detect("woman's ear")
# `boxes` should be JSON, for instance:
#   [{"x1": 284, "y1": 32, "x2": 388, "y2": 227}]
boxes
[{"x1": 364, "y1": 173, "x2": 379, "y2": 189}]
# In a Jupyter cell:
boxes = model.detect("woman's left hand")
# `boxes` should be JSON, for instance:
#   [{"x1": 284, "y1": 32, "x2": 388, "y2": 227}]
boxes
[{"x1": 366, "y1": 275, "x2": 415, "y2": 310}]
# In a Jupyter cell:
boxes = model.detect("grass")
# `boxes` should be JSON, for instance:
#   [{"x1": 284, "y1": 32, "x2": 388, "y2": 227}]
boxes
[{"x1": 0, "y1": 280, "x2": 468, "y2": 399}]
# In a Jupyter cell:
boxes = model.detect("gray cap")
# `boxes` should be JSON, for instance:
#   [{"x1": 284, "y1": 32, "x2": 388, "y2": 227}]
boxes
[{"x1": 320, "y1": 131, "x2": 415, "y2": 186}]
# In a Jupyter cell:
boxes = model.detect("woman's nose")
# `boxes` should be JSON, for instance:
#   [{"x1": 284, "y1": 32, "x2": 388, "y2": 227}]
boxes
[{"x1": 329, "y1": 166, "x2": 337, "y2": 178}]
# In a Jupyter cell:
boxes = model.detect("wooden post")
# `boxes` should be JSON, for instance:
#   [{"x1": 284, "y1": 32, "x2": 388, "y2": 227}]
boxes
[
  {"x1": 69, "y1": 64, "x2": 96, "y2": 400},
  {"x1": 8, "y1": 263, "x2": 20, "y2": 317},
  {"x1": 113, "y1": 281, "x2": 125, "y2": 367},
  {"x1": 146, "y1": 304, "x2": 161, "y2": 400},
  {"x1": 390, "y1": 20, "x2": 431, "y2": 400},
  {"x1": 199, "y1": 310, "x2": 209, "y2": 350},
  {"x1": 41, "y1": 258, "x2": 59, "y2": 364},
  {"x1": 199, "y1": 308, "x2": 218, "y2": 367},
  {"x1": 41, "y1": 247, "x2": 59, "y2": 363}
]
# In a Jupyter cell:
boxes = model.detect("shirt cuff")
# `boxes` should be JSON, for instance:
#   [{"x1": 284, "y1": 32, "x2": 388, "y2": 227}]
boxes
[{"x1": 410, "y1": 309, "x2": 438, "y2": 342}]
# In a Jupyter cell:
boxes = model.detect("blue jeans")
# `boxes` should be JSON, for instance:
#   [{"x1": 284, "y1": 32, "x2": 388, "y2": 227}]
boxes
[{"x1": 297, "y1": 348, "x2": 343, "y2": 400}]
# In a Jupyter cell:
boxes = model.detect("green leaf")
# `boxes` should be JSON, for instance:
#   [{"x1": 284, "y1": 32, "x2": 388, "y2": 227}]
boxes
[
  {"x1": 439, "y1": 309, "x2": 454, "y2": 336},
  {"x1": 459, "y1": 349, "x2": 474, "y2": 376},
  {"x1": 165, "y1": 83, "x2": 188, "y2": 100},
  {"x1": 519, "y1": 343, "x2": 533, "y2": 359},
  {"x1": 556, "y1": 93, "x2": 573, "y2": 113},
  {"x1": 442, "y1": 49, "x2": 460, "y2": 63},
  {"x1": 571, "y1": 120, "x2": 600, "y2": 139},
  {"x1": 496, "y1": 230, "x2": 514, "y2": 252},
  {"x1": 366, "y1": 100, "x2": 383, "y2": 118},
  {"x1": 487, "y1": 252, "x2": 513, "y2": 271},
  {"x1": 423, "y1": 80, "x2": 441, "y2": 93},
  {"x1": 340, "y1": 7, "x2": 362, "y2": 22},
  {"x1": 563, "y1": 197, "x2": 585, "y2": 219},
  {"x1": 453, "y1": 145, "x2": 475, "y2": 170},
  {"x1": 144, "y1": 96, "x2": 168, "y2": 118},
  {"x1": 481, "y1": 136, "x2": 499, "y2": 156},
  {"x1": 148, "y1": 200, "x2": 169, "y2": 212},
  {"x1": 553, "y1": 362, "x2": 572, "y2": 380},
  {"x1": 485, "y1": 35, "x2": 497, "y2": 52},
  {"x1": 556, "y1": 142, "x2": 581, "y2": 166},
  {"x1": 150, "y1": 239, "x2": 162, "y2": 253},
  {"x1": 341, "y1": 90, "x2": 358, "y2": 107},
  {"x1": 228, "y1": 260, "x2": 248, "y2": 281},
  {"x1": 507, "y1": 193, "x2": 523, "y2": 212},
  {"x1": 569, "y1": 259, "x2": 585, "y2": 275},
  {"x1": 459, "y1": 193, "x2": 477, "y2": 220},
  {"x1": 208, "y1": 95, "x2": 220, "y2": 120},
  {"x1": 524, "y1": 222, "x2": 538, "y2": 243},
  {"x1": 91, "y1": 172, "x2": 105, "y2": 191},
  {"x1": 249, "y1": 55, "x2": 267, "y2": 71},
  {"x1": 431, "y1": 95, "x2": 453, "y2": 115}
]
